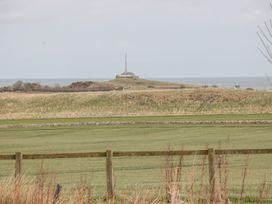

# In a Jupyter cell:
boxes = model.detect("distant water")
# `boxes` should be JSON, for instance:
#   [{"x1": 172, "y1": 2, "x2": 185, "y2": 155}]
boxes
[
  {"x1": 153, "y1": 77, "x2": 272, "y2": 90},
  {"x1": 0, "y1": 77, "x2": 271, "y2": 90}
]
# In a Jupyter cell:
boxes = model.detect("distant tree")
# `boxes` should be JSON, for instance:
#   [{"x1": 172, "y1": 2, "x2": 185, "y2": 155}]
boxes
[
  {"x1": 12, "y1": 80, "x2": 23, "y2": 91},
  {"x1": 257, "y1": 3, "x2": 272, "y2": 85},
  {"x1": 257, "y1": 3, "x2": 272, "y2": 63},
  {"x1": 23, "y1": 82, "x2": 42, "y2": 91}
]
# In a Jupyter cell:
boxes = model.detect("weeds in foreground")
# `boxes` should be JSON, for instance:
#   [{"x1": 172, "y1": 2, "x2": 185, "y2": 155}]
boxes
[
  {"x1": 0, "y1": 154, "x2": 271, "y2": 204},
  {"x1": 163, "y1": 153, "x2": 271, "y2": 204}
]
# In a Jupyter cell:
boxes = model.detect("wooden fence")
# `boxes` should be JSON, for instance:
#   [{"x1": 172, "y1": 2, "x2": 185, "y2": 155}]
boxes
[{"x1": 1, "y1": 148, "x2": 272, "y2": 200}]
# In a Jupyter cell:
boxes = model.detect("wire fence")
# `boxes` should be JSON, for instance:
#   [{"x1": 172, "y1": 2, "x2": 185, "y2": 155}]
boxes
[{"x1": 1, "y1": 148, "x2": 272, "y2": 201}]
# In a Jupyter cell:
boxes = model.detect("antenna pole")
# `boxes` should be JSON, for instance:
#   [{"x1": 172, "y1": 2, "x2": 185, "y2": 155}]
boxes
[{"x1": 125, "y1": 52, "x2": 127, "y2": 73}]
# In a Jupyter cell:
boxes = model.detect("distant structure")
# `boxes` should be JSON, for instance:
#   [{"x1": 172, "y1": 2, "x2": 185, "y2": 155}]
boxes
[{"x1": 116, "y1": 53, "x2": 139, "y2": 79}]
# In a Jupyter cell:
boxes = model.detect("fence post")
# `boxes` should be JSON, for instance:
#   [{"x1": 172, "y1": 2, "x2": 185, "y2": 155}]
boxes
[
  {"x1": 208, "y1": 148, "x2": 216, "y2": 202},
  {"x1": 106, "y1": 150, "x2": 114, "y2": 199},
  {"x1": 15, "y1": 152, "x2": 22, "y2": 177}
]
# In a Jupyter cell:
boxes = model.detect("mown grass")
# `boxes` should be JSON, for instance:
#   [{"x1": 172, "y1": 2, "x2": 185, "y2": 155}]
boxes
[
  {"x1": 1, "y1": 124, "x2": 272, "y2": 154},
  {"x1": 0, "y1": 122, "x2": 272, "y2": 198},
  {"x1": 0, "y1": 88, "x2": 271, "y2": 119}
]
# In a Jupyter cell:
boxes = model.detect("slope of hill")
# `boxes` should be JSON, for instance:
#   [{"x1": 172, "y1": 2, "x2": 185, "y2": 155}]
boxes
[
  {"x1": 0, "y1": 87, "x2": 271, "y2": 119},
  {"x1": 0, "y1": 78, "x2": 191, "y2": 92},
  {"x1": 108, "y1": 78, "x2": 192, "y2": 89}
]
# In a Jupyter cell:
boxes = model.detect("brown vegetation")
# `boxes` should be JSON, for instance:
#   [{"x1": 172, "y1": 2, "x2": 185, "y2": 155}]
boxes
[
  {"x1": 0, "y1": 87, "x2": 271, "y2": 119},
  {"x1": 0, "y1": 80, "x2": 123, "y2": 93}
]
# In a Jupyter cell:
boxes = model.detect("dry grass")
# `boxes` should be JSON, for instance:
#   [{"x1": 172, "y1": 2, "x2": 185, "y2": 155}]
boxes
[
  {"x1": 0, "y1": 154, "x2": 272, "y2": 204},
  {"x1": 0, "y1": 88, "x2": 271, "y2": 119},
  {"x1": 0, "y1": 176, "x2": 95, "y2": 204}
]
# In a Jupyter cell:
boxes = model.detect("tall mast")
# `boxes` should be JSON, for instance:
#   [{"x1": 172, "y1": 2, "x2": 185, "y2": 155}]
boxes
[{"x1": 125, "y1": 52, "x2": 127, "y2": 73}]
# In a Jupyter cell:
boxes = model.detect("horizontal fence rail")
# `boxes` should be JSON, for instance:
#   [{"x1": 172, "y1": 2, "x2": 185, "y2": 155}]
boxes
[
  {"x1": 2, "y1": 148, "x2": 272, "y2": 160},
  {"x1": 1, "y1": 148, "x2": 272, "y2": 200}
]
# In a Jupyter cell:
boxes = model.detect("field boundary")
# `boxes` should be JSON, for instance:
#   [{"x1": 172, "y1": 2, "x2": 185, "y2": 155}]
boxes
[
  {"x1": 1, "y1": 148, "x2": 272, "y2": 200},
  {"x1": 0, "y1": 120, "x2": 272, "y2": 129}
]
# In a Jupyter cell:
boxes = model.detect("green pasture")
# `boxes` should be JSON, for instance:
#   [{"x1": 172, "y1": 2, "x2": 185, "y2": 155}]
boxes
[{"x1": 0, "y1": 114, "x2": 272, "y2": 199}]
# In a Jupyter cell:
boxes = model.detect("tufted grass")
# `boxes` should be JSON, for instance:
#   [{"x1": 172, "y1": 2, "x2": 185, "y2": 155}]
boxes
[{"x1": 0, "y1": 88, "x2": 271, "y2": 119}]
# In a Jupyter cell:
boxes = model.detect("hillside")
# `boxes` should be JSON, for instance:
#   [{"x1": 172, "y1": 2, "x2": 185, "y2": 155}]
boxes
[
  {"x1": 0, "y1": 78, "x2": 191, "y2": 92},
  {"x1": 108, "y1": 78, "x2": 192, "y2": 89},
  {"x1": 0, "y1": 87, "x2": 271, "y2": 119}
]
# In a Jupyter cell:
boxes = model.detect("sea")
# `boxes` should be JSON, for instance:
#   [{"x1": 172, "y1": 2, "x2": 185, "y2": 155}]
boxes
[{"x1": 0, "y1": 77, "x2": 271, "y2": 90}]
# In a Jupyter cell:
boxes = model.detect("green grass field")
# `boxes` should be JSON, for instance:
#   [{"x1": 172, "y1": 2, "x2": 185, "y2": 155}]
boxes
[{"x1": 0, "y1": 114, "x2": 272, "y2": 198}]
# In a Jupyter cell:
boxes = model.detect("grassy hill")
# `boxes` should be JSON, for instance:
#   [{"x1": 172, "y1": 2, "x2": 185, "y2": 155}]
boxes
[
  {"x1": 107, "y1": 78, "x2": 192, "y2": 89},
  {"x1": 0, "y1": 78, "x2": 191, "y2": 92},
  {"x1": 0, "y1": 87, "x2": 271, "y2": 119}
]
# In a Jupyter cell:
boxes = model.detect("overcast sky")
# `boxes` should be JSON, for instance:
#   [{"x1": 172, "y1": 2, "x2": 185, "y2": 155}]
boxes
[{"x1": 0, "y1": 0, "x2": 271, "y2": 78}]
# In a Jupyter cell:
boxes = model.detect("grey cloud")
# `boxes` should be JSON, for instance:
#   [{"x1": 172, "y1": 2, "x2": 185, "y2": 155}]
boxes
[{"x1": 0, "y1": 0, "x2": 271, "y2": 78}]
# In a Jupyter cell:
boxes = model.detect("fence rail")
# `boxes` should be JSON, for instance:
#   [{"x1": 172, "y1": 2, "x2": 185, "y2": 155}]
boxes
[
  {"x1": 2, "y1": 148, "x2": 272, "y2": 160},
  {"x1": 1, "y1": 148, "x2": 272, "y2": 200}
]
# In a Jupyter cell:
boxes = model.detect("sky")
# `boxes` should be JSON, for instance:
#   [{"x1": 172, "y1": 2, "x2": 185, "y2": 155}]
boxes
[{"x1": 0, "y1": 0, "x2": 271, "y2": 78}]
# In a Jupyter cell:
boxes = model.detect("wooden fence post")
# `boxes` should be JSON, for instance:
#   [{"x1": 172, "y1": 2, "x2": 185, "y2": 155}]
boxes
[
  {"x1": 208, "y1": 148, "x2": 216, "y2": 202},
  {"x1": 15, "y1": 152, "x2": 22, "y2": 177},
  {"x1": 106, "y1": 150, "x2": 114, "y2": 199}
]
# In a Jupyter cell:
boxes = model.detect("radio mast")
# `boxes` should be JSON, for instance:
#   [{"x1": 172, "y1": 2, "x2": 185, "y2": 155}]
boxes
[
  {"x1": 125, "y1": 52, "x2": 127, "y2": 73},
  {"x1": 116, "y1": 52, "x2": 139, "y2": 79}
]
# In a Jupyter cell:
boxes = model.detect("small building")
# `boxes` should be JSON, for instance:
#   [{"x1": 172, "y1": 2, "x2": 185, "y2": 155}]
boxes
[
  {"x1": 116, "y1": 53, "x2": 139, "y2": 79},
  {"x1": 116, "y1": 71, "x2": 139, "y2": 79}
]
